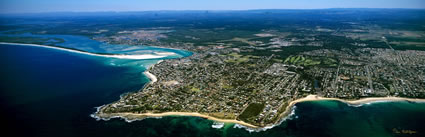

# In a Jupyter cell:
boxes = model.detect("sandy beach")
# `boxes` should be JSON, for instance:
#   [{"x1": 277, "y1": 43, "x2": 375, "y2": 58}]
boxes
[
  {"x1": 154, "y1": 52, "x2": 177, "y2": 56},
  {"x1": 0, "y1": 42, "x2": 169, "y2": 60},
  {"x1": 291, "y1": 95, "x2": 425, "y2": 105},
  {"x1": 97, "y1": 112, "x2": 259, "y2": 128},
  {"x1": 275, "y1": 95, "x2": 425, "y2": 128},
  {"x1": 143, "y1": 60, "x2": 163, "y2": 84},
  {"x1": 143, "y1": 71, "x2": 157, "y2": 83},
  {"x1": 96, "y1": 94, "x2": 425, "y2": 129}
]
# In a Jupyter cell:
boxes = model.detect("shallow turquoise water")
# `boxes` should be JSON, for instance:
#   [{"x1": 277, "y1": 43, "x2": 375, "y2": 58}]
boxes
[
  {"x1": 1, "y1": 35, "x2": 424, "y2": 137},
  {"x1": 0, "y1": 32, "x2": 192, "y2": 57}
]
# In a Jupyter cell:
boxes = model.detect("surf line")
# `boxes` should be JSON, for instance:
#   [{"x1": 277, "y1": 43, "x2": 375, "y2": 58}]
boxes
[{"x1": 0, "y1": 42, "x2": 172, "y2": 60}]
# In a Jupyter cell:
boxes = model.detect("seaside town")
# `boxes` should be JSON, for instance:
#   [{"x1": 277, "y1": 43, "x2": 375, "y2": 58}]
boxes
[
  {"x1": 2, "y1": 0, "x2": 425, "y2": 136},
  {"x1": 95, "y1": 27, "x2": 425, "y2": 127}
]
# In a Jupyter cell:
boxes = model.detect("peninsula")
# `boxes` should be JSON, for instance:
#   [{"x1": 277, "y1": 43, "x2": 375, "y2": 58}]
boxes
[
  {"x1": 86, "y1": 10, "x2": 425, "y2": 129},
  {"x1": 2, "y1": 9, "x2": 425, "y2": 136},
  {"x1": 94, "y1": 43, "x2": 425, "y2": 128}
]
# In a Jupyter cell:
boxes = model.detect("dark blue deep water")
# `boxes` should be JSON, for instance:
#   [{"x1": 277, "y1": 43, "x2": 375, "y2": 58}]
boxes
[
  {"x1": 0, "y1": 44, "x2": 151, "y2": 136},
  {"x1": 1, "y1": 44, "x2": 425, "y2": 137}
]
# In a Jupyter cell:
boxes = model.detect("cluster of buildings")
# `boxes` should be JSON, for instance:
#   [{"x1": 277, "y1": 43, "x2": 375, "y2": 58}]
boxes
[
  {"x1": 93, "y1": 30, "x2": 168, "y2": 45},
  {"x1": 302, "y1": 48, "x2": 425, "y2": 99},
  {"x1": 99, "y1": 30, "x2": 425, "y2": 127},
  {"x1": 101, "y1": 44, "x2": 314, "y2": 126}
]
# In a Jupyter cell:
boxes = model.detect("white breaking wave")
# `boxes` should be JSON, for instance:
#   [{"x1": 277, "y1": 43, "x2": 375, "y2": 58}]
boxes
[
  {"x1": 346, "y1": 100, "x2": 408, "y2": 107},
  {"x1": 90, "y1": 104, "x2": 162, "y2": 123},
  {"x1": 0, "y1": 42, "x2": 173, "y2": 60},
  {"x1": 347, "y1": 103, "x2": 364, "y2": 107},
  {"x1": 211, "y1": 122, "x2": 225, "y2": 129}
]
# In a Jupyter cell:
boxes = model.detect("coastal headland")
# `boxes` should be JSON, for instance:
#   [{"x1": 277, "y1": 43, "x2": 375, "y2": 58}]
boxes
[
  {"x1": 94, "y1": 36, "x2": 425, "y2": 129},
  {"x1": 94, "y1": 67, "x2": 425, "y2": 129},
  {"x1": 94, "y1": 90, "x2": 425, "y2": 130}
]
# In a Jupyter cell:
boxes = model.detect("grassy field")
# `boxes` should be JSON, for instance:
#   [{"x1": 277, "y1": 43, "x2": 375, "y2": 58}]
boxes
[
  {"x1": 284, "y1": 55, "x2": 339, "y2": 67},
  {"x1": 224, "y1": 53, "x2": 252, "y2": 63},
  {"x1": 284, "y1": 55, "x2": 321, "y2": 66},
  {"x1": 238, "y1": 103, "x2": 265, "y2": 123}
]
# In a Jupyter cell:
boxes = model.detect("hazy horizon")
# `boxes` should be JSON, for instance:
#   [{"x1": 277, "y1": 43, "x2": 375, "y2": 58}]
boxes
[{"x1": 1, "y1": 0, "x2": 424, "y2": 14}]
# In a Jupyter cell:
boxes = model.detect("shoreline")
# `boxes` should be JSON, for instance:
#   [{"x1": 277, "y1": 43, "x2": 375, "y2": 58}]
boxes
[
  {"x1": 97, "y1": 60, "x2": 258, "y2": 128},
  {"x1": 95, "y1": 111, "x2": 259, "y2": 128},
  {"x1": 69, "y1": 39, "x2": 425, "y2": 130},
  {"x1": 94, "y1": 94, "x2": 425, "y2": 130},
  {"x1": 143, "y1": 71, "x2": 157, "y2": 83},
  {"x1": 88, "y1": 49, "x2": 425, "y2": 131},
  {"x1": 0, "y1": 42, "x2": 173, "y2": 60},
  {"x1": 290, "y1": 95, "x2": 425, "y2": 106},
  {"x1": 142, "y1": 60, "x2": 163, "y2": 85},
  {"x1": 275, "y1": 95, "x2": 425, "y2": 129}
]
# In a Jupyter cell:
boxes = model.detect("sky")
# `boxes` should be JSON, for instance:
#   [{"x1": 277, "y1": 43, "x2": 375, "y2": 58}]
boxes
[{"x1": 1, "y1": 0, "x2": 424, "y2": 13}]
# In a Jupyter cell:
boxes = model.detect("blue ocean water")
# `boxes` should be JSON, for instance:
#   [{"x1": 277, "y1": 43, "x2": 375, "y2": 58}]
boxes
[
  {"x1": 1, "y1": 36, "x2": 425, "y2": 137},
  {"x1": 0, "y1": 44, "x2": 158, "y2": 136},
  {"x1": 0, "y1": 35, "x2": 192, "y2": 137}
]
